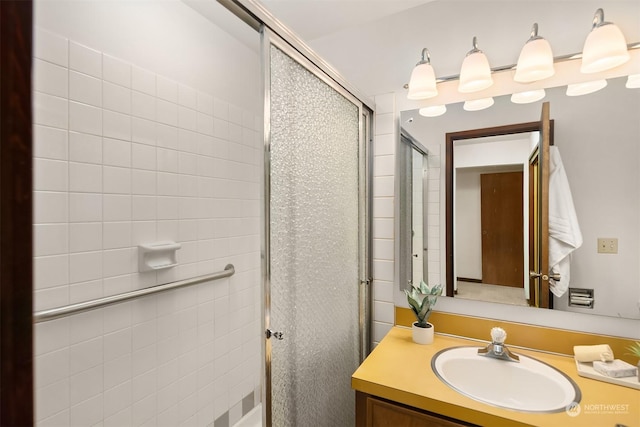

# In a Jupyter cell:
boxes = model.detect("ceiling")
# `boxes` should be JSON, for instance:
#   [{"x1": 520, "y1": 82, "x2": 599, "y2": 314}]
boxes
[
  {"x1": 260, "y1": 0, "x2": 434, "y2": 41},
  {"x1": 185, "y1": 0, "x2": 435, "y2": 49}
]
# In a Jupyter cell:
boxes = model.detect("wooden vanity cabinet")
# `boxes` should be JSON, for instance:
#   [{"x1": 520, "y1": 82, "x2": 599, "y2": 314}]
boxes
[{"x1": 356, "y1": 392, "x2": 478, "y2": 427}]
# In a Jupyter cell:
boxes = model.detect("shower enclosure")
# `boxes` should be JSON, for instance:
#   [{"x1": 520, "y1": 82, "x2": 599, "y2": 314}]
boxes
[
  {"x1": 264, "y1": 31, "x2": 371, "y2": 426},
  {"x1": 26, "y1": 0, "x2": 372, "y2": 425}
]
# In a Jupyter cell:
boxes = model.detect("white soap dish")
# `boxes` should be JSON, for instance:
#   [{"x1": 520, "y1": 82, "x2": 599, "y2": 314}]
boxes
[
  {"x1": 575, "y1": 359, "x2": 640, "y2": 390},
  {"x1": 138, "y1": 241, "x2": 181, "y2": 272}
]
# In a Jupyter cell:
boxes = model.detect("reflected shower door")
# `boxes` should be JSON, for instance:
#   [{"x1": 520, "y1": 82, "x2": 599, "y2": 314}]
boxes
[{"x1": 264, "y1": 32, "x2": 367, "y2": 427}]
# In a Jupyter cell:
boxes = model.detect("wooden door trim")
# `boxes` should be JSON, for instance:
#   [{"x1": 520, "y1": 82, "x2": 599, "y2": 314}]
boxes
[
  {"x1": 528, "y1": 150, "x2": 539, "y2": 305},
  {"x1": 539, "y1": 103, "x2": 551, "y2": 308},
  {"x1": 1, "y1": 1, "x2": 34, "y2": 425}
]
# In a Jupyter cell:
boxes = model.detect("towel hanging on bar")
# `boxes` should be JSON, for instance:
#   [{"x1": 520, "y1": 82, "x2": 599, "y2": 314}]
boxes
[{"x1": 548, "y1": 146, "x2": 583, "y2": 298}]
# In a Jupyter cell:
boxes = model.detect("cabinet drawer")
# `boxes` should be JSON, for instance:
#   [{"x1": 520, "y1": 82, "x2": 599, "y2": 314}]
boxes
[{"x1": 357, "y1": 392, "x2": 478, "y2": 427}]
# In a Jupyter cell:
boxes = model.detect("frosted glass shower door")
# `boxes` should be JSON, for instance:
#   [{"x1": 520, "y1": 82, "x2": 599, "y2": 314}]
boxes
[{"x1": 265, "y1": 34, "x2": 367, "y2": 427}]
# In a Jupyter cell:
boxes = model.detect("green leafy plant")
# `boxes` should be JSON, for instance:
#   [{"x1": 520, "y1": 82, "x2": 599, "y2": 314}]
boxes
[
  {"x1": 405, "y1": 280, "x2": 443, "y2": 328},
  {"x1": 626, "y1": 342, "x2": 640, "y2": 359}
]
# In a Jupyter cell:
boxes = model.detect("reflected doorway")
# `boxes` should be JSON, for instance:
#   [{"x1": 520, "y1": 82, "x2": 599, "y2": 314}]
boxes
[{"x1": 446, "y1": 103, "x2": 552, "y2": 308}]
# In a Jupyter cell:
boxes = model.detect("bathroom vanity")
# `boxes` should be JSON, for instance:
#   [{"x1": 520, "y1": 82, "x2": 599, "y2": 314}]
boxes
[{"x1": 352, "y1": 327, "x2": 640, "y2": 427}]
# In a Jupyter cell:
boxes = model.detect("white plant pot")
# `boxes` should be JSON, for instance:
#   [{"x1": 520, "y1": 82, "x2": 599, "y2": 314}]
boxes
[{"x1": 412, "y1": 322, "x2": 434, "y2": 345}]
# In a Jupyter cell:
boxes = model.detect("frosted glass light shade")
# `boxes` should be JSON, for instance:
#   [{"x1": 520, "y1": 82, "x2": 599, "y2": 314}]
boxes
[
  {"x1": 511, "y1": 89, "x2": 546, "y2": 104},
  {"x1": 566, "y1": 79, "x2": 607, "y2": 96},
  {"x1": 581, "y1": 23, "x2": 629, "y2": 73},
  {"x1": 459, "y1": 52, "x2": 493, "y2": 93},
  {"x1": 419, "y1": 105, "x2": 447, "y2": 117},
  {"x1": 463, "y1": 97, "x2": 494, "y2": 111},
  {"x1": 408, "y1": 62, "x2": 438, "y2": 100},
  {"x1": 514, "y1": 38, "x2": 555, "y2": 83},
  {"x1": 626, "y1": 74, "x2": 640, "y2": 89}
]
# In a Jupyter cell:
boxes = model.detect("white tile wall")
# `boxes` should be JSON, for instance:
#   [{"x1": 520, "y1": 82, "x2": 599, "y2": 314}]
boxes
[
  {"x1": 34, "y1": 28, "x2": 262, "y2": 426},
  {"x1": 371, "y1": 93, "x2": 396, "y2": 346}
]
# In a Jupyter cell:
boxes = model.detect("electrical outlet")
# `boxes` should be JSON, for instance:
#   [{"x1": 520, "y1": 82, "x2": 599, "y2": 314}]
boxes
[{"x1": 597, "y1": 238, "x2": 618, "y2": 254}]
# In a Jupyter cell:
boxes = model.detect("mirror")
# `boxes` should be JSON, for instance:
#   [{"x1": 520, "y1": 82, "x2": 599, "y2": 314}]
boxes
[{"x1": 400, "y1": 76, "x2": 640, "y2": 320}]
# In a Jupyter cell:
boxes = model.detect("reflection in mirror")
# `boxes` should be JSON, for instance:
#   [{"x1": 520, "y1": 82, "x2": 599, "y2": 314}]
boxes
[
  {"x1": 453, "y1": 133, "x2": 536, "y2": 307},
  {"x1": 399, "y1": 132, "x2": 430, "y2": 290},
  {"x1": 400, "y1": 76, "x2": 640, "y2": 320},
  {"x1": 446, "y1": 118, "x2": 549, "y2": 309},
  {"x1": 411, "y1": 146, "x2": 428, "y2": 285}
]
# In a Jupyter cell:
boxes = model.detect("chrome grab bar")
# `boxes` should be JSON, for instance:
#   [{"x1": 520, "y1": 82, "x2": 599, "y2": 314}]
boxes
[{"x1": 34, "y1": 264, "x2": 235, "y2": 323}]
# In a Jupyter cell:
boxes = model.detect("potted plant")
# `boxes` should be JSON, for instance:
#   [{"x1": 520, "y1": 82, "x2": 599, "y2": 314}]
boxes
[
  {"x1": 626, "y1": 342, "x2": 640, "y2": 382},
  {"x1": 405, "y1": 280, "x2": 443, "y2": 344}
]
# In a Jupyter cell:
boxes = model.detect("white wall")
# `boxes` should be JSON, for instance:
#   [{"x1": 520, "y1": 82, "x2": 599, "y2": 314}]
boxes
[
  {"x1": 454, "y1": 170, "x2": 482, "y2": 280},
  {"x1": 33, "y1": 1, "x2": 262, "y2": 425}
]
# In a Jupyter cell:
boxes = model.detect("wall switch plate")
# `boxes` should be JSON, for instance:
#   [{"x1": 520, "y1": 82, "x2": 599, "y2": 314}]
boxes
[{"x1": 597, "y1": 238, "x2": 618, "y2": 254}]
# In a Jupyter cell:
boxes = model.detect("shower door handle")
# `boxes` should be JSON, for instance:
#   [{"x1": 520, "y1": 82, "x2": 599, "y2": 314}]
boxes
[{"x1": 266, "y1": 329, "x2": 284, "y2": 340}]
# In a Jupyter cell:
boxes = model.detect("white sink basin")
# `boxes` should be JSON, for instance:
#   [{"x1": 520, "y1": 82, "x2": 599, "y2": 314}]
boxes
[{"x1": 432, "y1": 346, "x2": 581, "y2": 413}]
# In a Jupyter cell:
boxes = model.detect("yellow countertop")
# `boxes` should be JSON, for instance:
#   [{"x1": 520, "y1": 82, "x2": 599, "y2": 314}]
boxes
[{"x1": 352, "y1": 327, "x2": 640, "y2": 427}]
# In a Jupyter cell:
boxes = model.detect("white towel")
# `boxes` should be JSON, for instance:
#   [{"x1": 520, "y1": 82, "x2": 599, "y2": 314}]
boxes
[
  {"x1": 548, "y1": 146, "x2": 583, "y2": 297},
  {"x1": 573, "y1": 344, "x2": 614, "y2": 362}
]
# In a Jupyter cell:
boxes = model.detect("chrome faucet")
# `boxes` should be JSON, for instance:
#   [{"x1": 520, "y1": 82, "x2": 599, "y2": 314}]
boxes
[{"x1": 478, "y1": 327, "x2": 520, "y2": 362}]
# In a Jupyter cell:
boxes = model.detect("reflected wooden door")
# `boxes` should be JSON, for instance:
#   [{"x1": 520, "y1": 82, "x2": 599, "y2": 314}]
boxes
[
  {"x1": 481, "y1": 172, "x2": 524, "y2": 287},
  {"x1": 529, "y1": 102, "x2": 551, "y2": 308}
]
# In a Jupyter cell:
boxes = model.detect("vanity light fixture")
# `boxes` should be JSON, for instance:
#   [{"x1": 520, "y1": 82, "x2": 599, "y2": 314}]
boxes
[
  {"x1": 514, "y1": 23, "x2": 555, "y2": 83},
  {"x1": 419, "y1": 105, "x2": 447, "y2": 117},
  {"x1": 458, "y1": 37, "x2": 493, "y2": 93},
  {"x1": 581, "y1": 8, "x2": 630, "y2": 73},
  {"x1": 626, "y1": 74, "x2": 640, "y2": 89},
  {"x1": 407, "y1": 48, "x2": 438, "y2": 100},
  {"x1": 511, "y1": 89, "x2": 546, "y2": 104},
  {"x1": 463, "y1": 97, "x2": 494, "y2": 111},
  {"x1": 566, "y1": 79, "x2": 607, "y2": 96}
]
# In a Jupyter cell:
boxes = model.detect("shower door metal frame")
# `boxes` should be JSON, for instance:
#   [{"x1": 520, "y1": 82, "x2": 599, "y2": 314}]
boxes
[
  {"x1": 216, "y1": 0, "x2": 375, "y2": 111},
  {"x1": 261, "y1": 28, "x2": 372, "y2": 427}
]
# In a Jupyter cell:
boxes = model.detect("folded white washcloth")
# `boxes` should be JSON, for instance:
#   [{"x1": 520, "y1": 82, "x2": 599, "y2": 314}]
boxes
[{"x1": 573, "y1": 344, "x2": 614, "y2": 362}]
